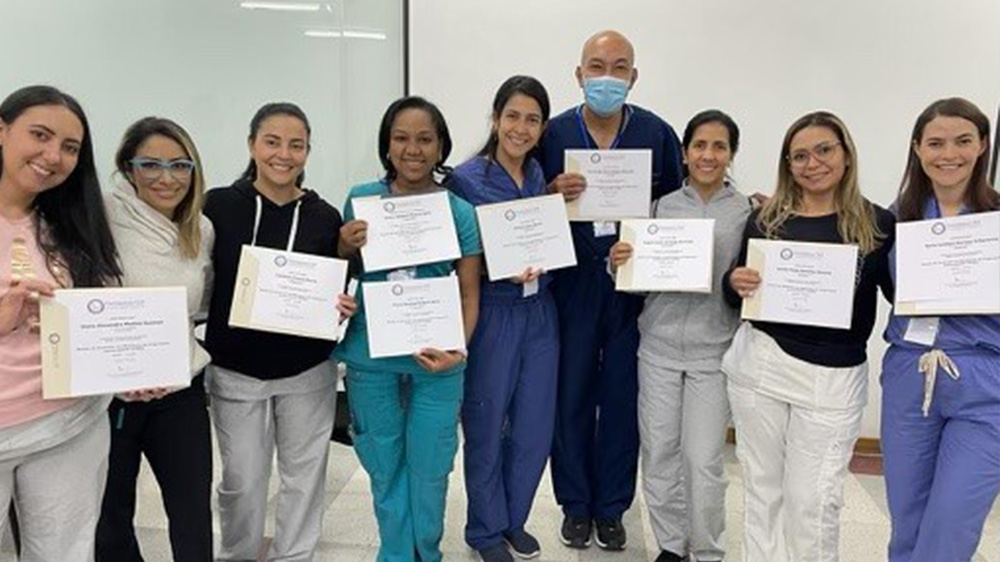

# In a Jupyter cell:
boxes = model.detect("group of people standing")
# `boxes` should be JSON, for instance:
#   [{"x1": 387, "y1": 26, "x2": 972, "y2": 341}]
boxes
[{"x1": 0, "y1": 27, "x2": 996, "y2": 562}]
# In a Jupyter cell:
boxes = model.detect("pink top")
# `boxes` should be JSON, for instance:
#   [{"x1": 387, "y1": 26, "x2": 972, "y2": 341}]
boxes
[{"x1": 0, "y1": 213, "x2": 75, "y2": 427}]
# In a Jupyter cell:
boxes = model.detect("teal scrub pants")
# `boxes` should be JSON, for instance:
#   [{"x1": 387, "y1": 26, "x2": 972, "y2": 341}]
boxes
[{"x1": 347, "y1": 368, "x2": 463, "y2": 562}]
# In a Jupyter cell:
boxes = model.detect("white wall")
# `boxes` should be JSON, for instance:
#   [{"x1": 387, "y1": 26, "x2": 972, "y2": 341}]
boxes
[
  {"x1": 410, "y1": 0, "x2": 1000, "y2": 439},
  {"x1": 0, "y1": 0, "x2": 404, "y2": 208}
]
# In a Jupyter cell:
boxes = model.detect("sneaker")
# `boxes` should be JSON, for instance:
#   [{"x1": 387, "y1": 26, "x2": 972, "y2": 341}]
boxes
[
  {"x1": 504, "y1": 529, "x2": 541, "y2": 559},
  {"x1": 594, "y1": 517, "x2": 627, "y2": 551},
  {"x1": 559, "y1": 514, "x2": 592, "y2": 549},
  {"x1": 654, "y1": 550, "x2": 685, "y2": 562},
  {"x1": 478, "y1": 542, "x2": 514, "y2": 562}
]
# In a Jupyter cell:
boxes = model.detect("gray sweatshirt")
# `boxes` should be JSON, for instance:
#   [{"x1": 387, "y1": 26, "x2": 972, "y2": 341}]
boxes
[{"x1": 637, "y1": 181, "x2": 751, "y2": 372}]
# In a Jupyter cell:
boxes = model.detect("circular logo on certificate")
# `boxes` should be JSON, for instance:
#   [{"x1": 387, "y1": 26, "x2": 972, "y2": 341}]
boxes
[
  {"x1": 590, "y1": 153, "x2": 602, "y2": 164},
  {"x1": 647, "y1": 224, "x2": 659, "y2": 235},
  {"x1": 240, "y1": 277, "x2": 251, "y2": 286},
  {"x1": 48, "y1": 333, "x2": 61, "y2": 345},
  {"x1": 86, "y1": 299, "x2": 105, "y2": 314},
  {"x1": 931, "y1": 222, "x2": 946, "y2": 235},
  {"x1": 273, "y1": 255, "x2": 288, "y2": 267},
  {"x1": 391, "y1": 284, "x2": 404, "y2": 296},
  {"x1": 504, "y1": 210, "x2": 517, "y2": 221},
  {"x1": 383, "y1": 201, "x2": 396, "y2": 213},
  {"x1": 780, "y1": 248, "x2": 794, "y2": 260}
]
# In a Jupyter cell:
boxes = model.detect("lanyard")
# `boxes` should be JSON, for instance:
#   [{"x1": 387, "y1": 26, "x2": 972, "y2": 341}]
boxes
[
  {"x1": 251, "y1": 194, "x2": 301, "y2": 252},
  {"x1": 575, "y1": 104, "x2": 632, "y2": 150}
]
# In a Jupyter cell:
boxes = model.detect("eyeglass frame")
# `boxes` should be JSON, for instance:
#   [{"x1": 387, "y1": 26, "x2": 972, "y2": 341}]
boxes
[
  {"x1": 129, "y1": 157, "x2": 196, "y2": 181},
  {"x1": 786, "y1": 141, "x2": 843, "y2": 169}
]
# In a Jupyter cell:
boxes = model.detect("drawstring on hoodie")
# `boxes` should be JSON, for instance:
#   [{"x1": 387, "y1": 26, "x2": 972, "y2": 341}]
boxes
[{"x1": 251, "y1": 194, "x2": 302, "y2": 251}]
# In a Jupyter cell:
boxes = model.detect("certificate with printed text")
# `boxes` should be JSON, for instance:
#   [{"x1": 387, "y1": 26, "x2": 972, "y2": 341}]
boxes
[
  {"x1": 564, "y1": 149, "x2": 652, "y2": 221},
  {"x1": 476, "y1": 194, "x2": 576, "y2": 281},
  {"x1": 363, "y1": 276, "x2": 465, "y2": 358},
  {"x1": 895, "y1": 211, "x2": 1000, "y2": 315},
  {"x1": 229, "y1": 246, "x2": 348, "y2": 340},
  {"x1": 616, "y1": 219, "x2": 715, "y2": 292},
  {"x1": 741, "y1": 239, "x2": 859, "y2": 329},
  {"x1": 353, "y1": 191, "x2": 461, "y2": 272},
  {"x1": 40, "y1": 287, "x2": 190, "y2": 398}
]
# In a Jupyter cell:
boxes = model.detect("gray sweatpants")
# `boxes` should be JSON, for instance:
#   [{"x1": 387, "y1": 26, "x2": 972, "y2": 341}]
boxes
[
  {"x1": 209, "y1": 363, "x2": 337, "y2": 562},
  {"x1": 638, "y1": 358, "x2": 730, "y2": 561}
]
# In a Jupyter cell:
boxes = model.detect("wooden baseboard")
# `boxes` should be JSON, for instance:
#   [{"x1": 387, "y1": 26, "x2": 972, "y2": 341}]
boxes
[{"x1": 725, "y1": 428, "x2": 882, "y2": 456}]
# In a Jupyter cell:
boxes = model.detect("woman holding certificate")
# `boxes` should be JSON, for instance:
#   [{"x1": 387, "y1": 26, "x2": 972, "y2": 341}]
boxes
[
  {"x1": 609, "y1": 109, "x2": 750, "y2": 562},
  {"x1": 203, "y1": 102, "x2": 355, "y2": 561},
  {"x1": 96, "y1": 117, "x2": 214, "y2": 561},
  {"x1": 721, "y1": 111, "x2": 894, "y2": 562},
  {"x1": 446, "y1": 76, "x2": 556, "y2": 562},
  {"x1": 0, "y1": 85, "x2": 121, "y2": 559},
  {"x1": 336, "y1": 96, "x2": 482, "y2": 562},
  {"x1": 880, "y1": 98, "x2": 1000, "y2": 562}
]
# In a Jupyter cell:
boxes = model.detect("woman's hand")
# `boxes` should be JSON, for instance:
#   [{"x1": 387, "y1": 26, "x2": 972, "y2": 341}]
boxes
[
  {"x1": 414, "y1": 348, "x2": 466, "y2": 373},
  {"x1": 510, "y1": 267, "x2": 543, "y2": 285},
  {"x1": 547, "y1": 172, "x2": 586, "y2": 202},
  {"x1": 728, "y1": 267, "x2": 761, "y2": 298},
  {"x1": 338, "y1": 220, "x2": 368, "y2": 258},
  {"x1": 336, "y1": 293, "x2": 358, "y2": 323},
  {"x1": 118, "y1": 387, "x2": 174, "y2": 402},
  {"x1": 608, "y1": 241, "x2": 633, "y2": 272},
  {"x1": 0, "y1": 278, "x2": 55, "y2": 336}
]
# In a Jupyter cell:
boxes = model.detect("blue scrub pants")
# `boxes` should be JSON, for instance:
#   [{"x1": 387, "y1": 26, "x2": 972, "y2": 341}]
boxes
[
  {"x1": 551, "y1": 260, "x2": 643, "y2": 520},
  {"x1": 462, "y1": 291, "x2": 559, "y2": 550},
  {"x1": 881, "y1": 347, "x2": 1000, "y2": 562},
  {"x1": 347, "y1": 368, "x2": 463, "y2": 562}
]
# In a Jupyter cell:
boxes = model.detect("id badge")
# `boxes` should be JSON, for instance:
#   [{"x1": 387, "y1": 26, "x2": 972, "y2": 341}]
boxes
[
  {"x1": 386, "y1": 267, "x2": 418, "y2": 281},
  {"x1": 522, "y1": 279, "x2": 539, "y2": 298},
  {"x1": 903, "y1": 316, "x2": 939, "y2": 346},
  {"x1": 593, "y1": 220, "x2": 617, "y2": 237}
]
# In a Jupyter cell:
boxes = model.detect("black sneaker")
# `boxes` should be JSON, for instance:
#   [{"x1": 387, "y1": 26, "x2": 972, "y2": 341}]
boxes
[
  {"x1": 594, "y1": 517, "x2": 627, "y2": 551},
  {"x1": 654, "y1": 550, "x2": 685, "y2": 562},
  {"x1": 503, "y1": 529, "x2": 541, "y2": 559},
  {"x1": 559, "y1": 514, "x2": 592, "y2": 549},
  {"x1": 478, "y1": 542, "x2": 514, "y2": 562}
]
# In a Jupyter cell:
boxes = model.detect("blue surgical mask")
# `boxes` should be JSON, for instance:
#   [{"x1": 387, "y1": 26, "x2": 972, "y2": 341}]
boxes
[{"x1": 583, "y1": 76, "x2": 630, "y2": 117}]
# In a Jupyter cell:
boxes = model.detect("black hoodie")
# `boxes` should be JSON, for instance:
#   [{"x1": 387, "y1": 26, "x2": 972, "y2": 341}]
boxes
[{"x1": 203, "y1": 179, "x2": 343, "y2": 380}]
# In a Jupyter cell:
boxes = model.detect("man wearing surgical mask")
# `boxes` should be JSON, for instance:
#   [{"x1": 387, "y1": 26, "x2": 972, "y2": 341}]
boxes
[{"x1": 540, "y1": 29, "x2": 683, "y2": 553}]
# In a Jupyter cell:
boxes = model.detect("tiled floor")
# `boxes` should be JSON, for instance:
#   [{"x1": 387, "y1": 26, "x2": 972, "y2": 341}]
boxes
[{"x1": 2, "y1": 441, "x2": 998, "y2": 561}]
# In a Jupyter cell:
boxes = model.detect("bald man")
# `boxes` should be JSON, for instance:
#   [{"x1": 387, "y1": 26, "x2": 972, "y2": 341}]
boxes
[{"x1": 539, "y1": 30, "x2": 683, "y2": 554}]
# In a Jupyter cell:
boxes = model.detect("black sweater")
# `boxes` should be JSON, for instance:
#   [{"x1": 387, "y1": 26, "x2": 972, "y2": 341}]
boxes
[
  {"x1": 722, "y1": 204, "x2": 895, "y2": 367},
  {"x1": 203, "y1": 179, "x2": 343, "y2": 380}
]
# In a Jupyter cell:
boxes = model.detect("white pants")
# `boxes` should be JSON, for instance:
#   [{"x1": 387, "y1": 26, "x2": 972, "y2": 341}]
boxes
[
  {"x1": 638, "y1": 359, "x2": 729, "y2": 561},
  {"x1": 722, "y1": 324, "x2": 866, "y2": 562},
  {"x1": 210, "y1": 364, "x2": 337, "y2": 562},
  {"x1": 0, "y1": 415, "x2": 109, "y2": 562}
]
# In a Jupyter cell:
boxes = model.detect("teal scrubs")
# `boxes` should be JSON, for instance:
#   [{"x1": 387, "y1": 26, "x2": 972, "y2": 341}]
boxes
[{"x1": 336, "y1": 180, "x2": 481, "y2": 562}]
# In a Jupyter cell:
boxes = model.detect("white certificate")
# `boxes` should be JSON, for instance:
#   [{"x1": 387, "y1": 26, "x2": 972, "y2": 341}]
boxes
[
  {"x1": 895, "y1": 211, "x2": 1000, "y2": 315},
  {"x1": 353, "y1": 191, "x2": 461, "y2": 272},
  {"x1": 741, "y1": 239, "x2": 859, "y2": 329},
  {"x1": 476, "y1": 194, "x2": 577, "y2": 281},
  {"x1": 564, "y1": 149, "x2": 652, "y2": 221},
  {"x1": 363, "y1": 276, "x2": 465, "y2": 358},
  {"x1": 229, "y1": 246, "x2": 348, "y2": 340},
  {"x1": 616, "y1": 219, "x2": 715, "y2": 292},
  {"x1": 40, "y1": 287, "x2": 191, "y2": 398}
]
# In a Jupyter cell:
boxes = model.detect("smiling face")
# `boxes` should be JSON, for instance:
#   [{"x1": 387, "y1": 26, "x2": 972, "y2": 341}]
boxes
[
  {"x1": 127, "y1": 134, "x2": 192, "y2": 220},
  {"x1": 493, "y1": 93, "x2": 544, "y2": 165},
  {"x1": 914, "y1": 115, "x2": 985, "y2": 192},
  {"x1": 787, "y1": 125, "x2": 847, "y2": 198},
  {"x1": 0, "y1": 104, "x2": 84, "y2": 201},
  {"x1": 248, "y1": 114, "x2": 309, "y2": 190},
  {"x1": 684, "y1": 122, "x2": 732, "y2": 191},
  {"x1": 388, "y1": 107, "x2": 441, "y2": 190}
]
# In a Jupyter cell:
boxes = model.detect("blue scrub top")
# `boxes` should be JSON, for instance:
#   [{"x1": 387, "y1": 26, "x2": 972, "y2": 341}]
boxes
[
  {"x1": 538, "y1": 103, "x2": 684, "y2": 263},
  {"x1": 335, "y1": 180, "x2": 483, "y2": 375},
  {"x1": 884, "y1": 197, "x2": 1000, "y2": 355},
  {"x1": 447, "y1": 155, "x2": 553, "y2": 298}
]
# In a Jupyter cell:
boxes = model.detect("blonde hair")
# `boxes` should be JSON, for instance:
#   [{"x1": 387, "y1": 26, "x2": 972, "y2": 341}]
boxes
[
  {"x1": 115, "y1": 117, "x2": 206, "y2": 259},
  {"x1": 757, "y1": 111, "x2": 884, "y2": 254}
]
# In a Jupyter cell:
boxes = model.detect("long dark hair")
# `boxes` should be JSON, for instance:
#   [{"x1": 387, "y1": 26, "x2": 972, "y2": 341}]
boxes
[
  {"x1": 378, "y1": 96, "x2": 452, "y2": 183},
  {"x1": 0, "y1": 85, "x2": 120, "y2": 287},
  {"x1": 238, "y1": 102, "x2": 311, "y2": 187},
  {"x1": 897, "y1": 97, "x2": 999, "y2": 221},
  {"x1": 681, "y1": 109, "x2": 740, "y2": 180},
  {"x1": 478, "y1": 75, "x2": 550, "y2": 163}
]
